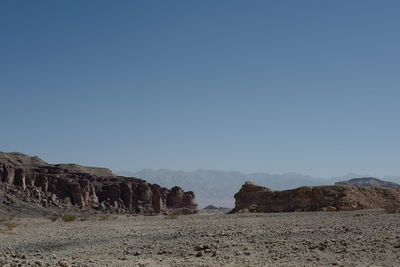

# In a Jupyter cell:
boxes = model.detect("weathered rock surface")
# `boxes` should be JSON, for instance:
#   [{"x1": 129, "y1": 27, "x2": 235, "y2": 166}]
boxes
[
  {"x1": 335, "y1": 177, "x2": 400, "y2": 188},
  {"x1": 230, "y1": 181, "x2": 400, "y2": 213},
  {"x1": 0, "y1": 151, "x2": 197, "y2": 215}
]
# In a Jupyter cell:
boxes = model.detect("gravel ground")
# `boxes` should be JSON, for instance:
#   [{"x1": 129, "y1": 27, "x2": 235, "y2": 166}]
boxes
[{"x1": 1, "y1": 210, "x2": 400, "y2": 266}]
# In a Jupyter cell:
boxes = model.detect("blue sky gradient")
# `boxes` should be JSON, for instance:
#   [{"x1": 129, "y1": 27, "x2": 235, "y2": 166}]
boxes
[{"x1": 1, "y1": 0, "x2": 400, "y2": 177}]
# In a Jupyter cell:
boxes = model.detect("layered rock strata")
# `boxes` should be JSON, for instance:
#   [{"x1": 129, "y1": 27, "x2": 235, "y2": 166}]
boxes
[
  {"x1": 230, "y1": 181, "x2": 400, "y2": 213},
  {"x1": 0, "y1": 152, "x2": 197, "y2": 215}
]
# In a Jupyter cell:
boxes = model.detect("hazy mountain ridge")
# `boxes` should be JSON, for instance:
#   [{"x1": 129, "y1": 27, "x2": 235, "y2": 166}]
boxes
[
  {"x1": 117, "y1": 169, "x2": 330, "y2": 208},
  {"x1": 117, "y1": 169, "x2": 400, "y2": 208},
  {"x1": 335, "y1": 177, "x2": 400, "y2": 188}
]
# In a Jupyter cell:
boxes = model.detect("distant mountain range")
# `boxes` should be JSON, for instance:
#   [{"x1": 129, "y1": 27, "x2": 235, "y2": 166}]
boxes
[
  {"x1": 335, "y1": 177, "x2": 400, "y2": 188},
  {"x1": 117, "y1": 169, "x2": 400, "y2": 208}
]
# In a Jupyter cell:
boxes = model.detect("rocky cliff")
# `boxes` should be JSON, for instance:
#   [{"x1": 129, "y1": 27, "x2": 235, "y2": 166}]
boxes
[
  {"x1": 0, "y1": 152, "x2": 197, "y2": 215},
  {"x1": 230, "y1": 181, "x2": 400, "y2": 213},
  {"x1": 335, "y1": 177, "x2": 400, "y2": 188}
]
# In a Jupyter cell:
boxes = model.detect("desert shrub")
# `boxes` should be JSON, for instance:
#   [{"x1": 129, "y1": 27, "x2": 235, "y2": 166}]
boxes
[
  {"x1": 0, "y1": 215, "x2": 14, "y2": 223},
  {"x1": 164, "y1": 214, "x2": 178, "y2": 219},
  {"x1": 79, "y1": 214, "x2": 92, "y2": 221},
  {"x1": 3, "y1": 222, "x2": 18, "y2": 230},
  {"x1": 0, "y1": 215, "x2": 19, "y2": 235},
  {"x1": 384, "y1": 203, "x2": 400, "y2": 213},
  {"x1": 98, "y1": 215, "x2": 110, "y2": 221},
  {"x1": 47, "y1": 216, "x2": 59, "y2": 222},
  {"x1": 71, "y1": 252, "x2": 90, "y2": 260},
  {"x1": 61, "y1": 215, "x2": 77, "y2": 222}
]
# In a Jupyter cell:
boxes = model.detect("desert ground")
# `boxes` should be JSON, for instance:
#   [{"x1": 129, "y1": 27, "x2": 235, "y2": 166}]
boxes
[{"x1": 1, "y1": 210, "x2": 400, "y2": 267}]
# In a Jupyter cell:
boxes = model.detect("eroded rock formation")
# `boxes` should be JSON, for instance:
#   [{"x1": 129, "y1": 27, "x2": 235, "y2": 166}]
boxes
[
  {"x1": 230, "y1": 181, "x2": 400, "y2": 213},
  {"x1": 0, "y1": 152, "x2": 197, "y2": 215}
]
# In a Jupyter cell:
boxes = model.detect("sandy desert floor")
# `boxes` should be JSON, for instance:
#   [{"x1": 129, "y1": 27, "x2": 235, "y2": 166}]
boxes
[{"x1": 1, "y1": 210, "x2": 400, "y2": 266}]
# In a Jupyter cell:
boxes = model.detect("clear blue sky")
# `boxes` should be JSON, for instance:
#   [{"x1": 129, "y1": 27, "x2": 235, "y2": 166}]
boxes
[{"x1": 1, "y1": 0, "x2": 400, "y2": 178}]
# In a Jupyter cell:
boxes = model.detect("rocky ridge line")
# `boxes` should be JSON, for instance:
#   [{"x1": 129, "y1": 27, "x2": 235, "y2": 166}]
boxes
[
  {"x1": 335, "y1": 177, "x2": 400, "y2": 188},
  {"x1": 0, "y1": 151, "x2": 197, "y2": 215},
  {"x1": 230, "y1": 181, "x2": 400, "y2": 213}
]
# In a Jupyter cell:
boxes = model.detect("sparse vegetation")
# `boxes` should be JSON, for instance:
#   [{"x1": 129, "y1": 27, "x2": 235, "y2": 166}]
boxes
[
  {"x1": 79, "y1": 215, "x2": 91, "y2": 221},
  {"x1": 0, "y1": 215, "x2": 14, "y2": 222},
  {"x1": 70, "y1": 252, "x2": 90, "y2": 260},
  {"x1": 47, "y1": 214, "x2": 118, "y2": 222},
  {"x1": 164, "y1": 214, "x2": 178, "y2": 219},
  {"x1": 0, "y1": 215, "x2": 19, "y2": 235},
  {"x1": 384, "y1": 203, "x2": 400, "y2": 213},
  {"x1": 47, "y1": 215, "x2": 59, "y2": 222},
  {"x1": 60, "y1": 215, "x2": 77, "y2": 222},
  {"x1": 98, "y1": 215, "x2": 110, "y2": 221}
]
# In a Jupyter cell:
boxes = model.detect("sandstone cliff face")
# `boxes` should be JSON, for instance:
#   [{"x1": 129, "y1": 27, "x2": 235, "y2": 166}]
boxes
[
  {"x1": 230, "y1": 181, "x2": 400, "y2": 213},
  {"x1": 0, "y1": 152, "x2": 197, "y2": 215}
]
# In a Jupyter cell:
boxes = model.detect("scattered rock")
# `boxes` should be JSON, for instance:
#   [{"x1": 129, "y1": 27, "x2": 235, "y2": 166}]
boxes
[{"x1": 57, "y1": 261, "x2": 69, "y2": 267}]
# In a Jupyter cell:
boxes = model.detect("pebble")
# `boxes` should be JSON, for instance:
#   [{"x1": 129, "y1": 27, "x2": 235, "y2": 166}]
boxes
[{"x1": 0, "y1": 211, "x2": 398, "y2": 266}]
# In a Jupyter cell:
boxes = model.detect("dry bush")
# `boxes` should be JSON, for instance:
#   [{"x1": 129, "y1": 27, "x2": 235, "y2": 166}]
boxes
[
  {"x1": 0, "y1": 215, "x2": 19, "y2": 235},
  {"x1": 164, "y1": 214, "x2": 178, "y2": 219},
  {"x1": 384, "y1": 203, "x2": 400, "y2": 213},
  {"x1": 0, "y1": 215, "x2": 14, "y2": 222},
  {"x1": 98, "y1": 215, "x2": 110, "y2": 221},
  {"x1": 71, "y1": 252, "x2": 90, "y2": 260},
  {"x1": 47, "y1": 216, "x2": 59, "y2": 222},
  {"x1": 61, "y1": 215, "x2": 77, "y2": 222},
  {"x1": 48, "y1": 214, "x2": 118, "y2": 222},
  {"x1": 79, "y1": 215, "x2": 91, "y2": 221}
]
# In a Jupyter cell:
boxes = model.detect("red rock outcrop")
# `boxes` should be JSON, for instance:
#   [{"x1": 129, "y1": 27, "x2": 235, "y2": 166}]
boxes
[
  {"x1": 230, "y1": 181, "x2": 400, "y2": 213},
  {"x1": 0, "y1": 152, "x2": 197, "y2": 215}
]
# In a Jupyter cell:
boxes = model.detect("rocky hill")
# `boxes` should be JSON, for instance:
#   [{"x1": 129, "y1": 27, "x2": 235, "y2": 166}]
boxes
[
  {"x1": 120, "y1": 170, "x2": 400, "y2": 208},
  {"x1": 0, "y1": 151, "x2": 197, "y2": 216},
  {"x1": 120, "y1": 169, "x2": 330, "y2": 208},
  {"x1": 335, "y1": 177, "x2": 400, "y2": 188},
  {"x1": 230, "y1": 181, "x2": 400, "y2": 213},
  {"x1": 198, "y1": 205, "x2": 232, "y2": 214}
]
